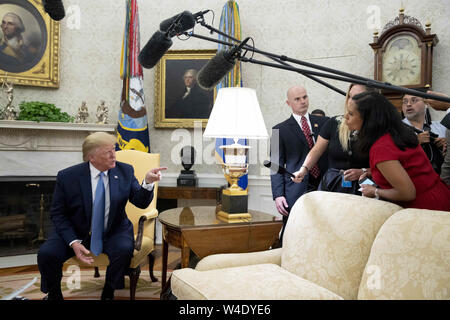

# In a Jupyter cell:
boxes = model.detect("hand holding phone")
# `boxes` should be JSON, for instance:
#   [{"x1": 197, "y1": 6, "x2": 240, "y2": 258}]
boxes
[{"x1": 358, "y1": 177, "x2": 378, "y2": 187}]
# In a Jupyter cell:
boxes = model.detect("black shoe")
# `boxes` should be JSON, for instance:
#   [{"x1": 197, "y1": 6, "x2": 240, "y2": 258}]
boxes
[
  {"x1": 101, "y1": 284, "x2": 114, "y2": 300},
  {"x1": 43, "y1": 292, "x2": 64, "y2": 300}
]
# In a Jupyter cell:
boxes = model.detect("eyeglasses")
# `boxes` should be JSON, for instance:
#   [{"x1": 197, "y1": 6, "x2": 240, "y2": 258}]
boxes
[{"x1": 402, "y1": 97, "x2": 423, "y2": 105}]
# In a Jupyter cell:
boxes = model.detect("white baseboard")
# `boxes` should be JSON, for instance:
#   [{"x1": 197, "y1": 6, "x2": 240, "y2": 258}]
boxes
[{"x1": 0, "y1": 254, "x2": 37, "y2": 268}]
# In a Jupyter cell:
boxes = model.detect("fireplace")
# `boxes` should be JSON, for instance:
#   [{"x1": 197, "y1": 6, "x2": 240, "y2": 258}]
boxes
[
  {"x1": 0, "y1": 120, "x2": 115, "y2": 258},
  {"x1": 0, "y1": 177, "x2": 55, "y2": 257}
]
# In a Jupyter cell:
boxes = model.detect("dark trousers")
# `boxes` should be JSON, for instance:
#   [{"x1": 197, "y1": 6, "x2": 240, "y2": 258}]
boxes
[
  {"x1": 279, "y1": 174, "x2": 321, "y2": 245},
  {"x1": 38, "y1": 230, "x2": 134, "y2": 294}
]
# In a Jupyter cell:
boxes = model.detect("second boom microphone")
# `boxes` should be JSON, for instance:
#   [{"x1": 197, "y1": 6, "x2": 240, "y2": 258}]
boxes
[{"x1": 197, "y1": 37, "x2": 251, "y2": 90}]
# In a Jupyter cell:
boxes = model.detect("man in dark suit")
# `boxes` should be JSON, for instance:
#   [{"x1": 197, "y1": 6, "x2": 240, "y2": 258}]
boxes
[
  {"x1": 37, "y1": 132, "x2": 166, "y2": 300},
  {"x1": 165, "y1": 69, "x2": 213, "y2": 119},
  {"x1": 270, "y1": 86, "x2": 328, "y2": 243}
]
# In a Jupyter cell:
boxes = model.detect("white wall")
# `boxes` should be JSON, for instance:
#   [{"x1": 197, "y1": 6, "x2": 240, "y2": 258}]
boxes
[{"x1": 6, "y1": 0, "x2": 450, "y2": 212}]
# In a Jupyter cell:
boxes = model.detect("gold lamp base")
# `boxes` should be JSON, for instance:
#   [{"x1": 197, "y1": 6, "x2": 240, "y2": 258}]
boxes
[
  {"x1": 216, "y1": 210, "x2": 252, "y2": 223},
  {"x1": 216, "y1": 142, "x2": 251, "y2": 223}
]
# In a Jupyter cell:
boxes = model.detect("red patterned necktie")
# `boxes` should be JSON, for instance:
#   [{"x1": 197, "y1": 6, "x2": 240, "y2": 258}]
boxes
[{"x1": 300, "y1": 116, "x2": 320, "y2": 178}]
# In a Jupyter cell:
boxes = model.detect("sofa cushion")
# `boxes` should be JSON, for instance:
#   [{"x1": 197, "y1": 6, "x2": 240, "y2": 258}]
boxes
[
  {"x1": 195, "y1": 248, "x2": 282, "y2": 271},
  {"x1": 358, "y1": 209, "x2": 450, "y2": 300},
  {"x1": 171, "y1": 263, "x2": 343, "y2": 300},
  {"x1": 281, "y1": 191, "x2": 402, "y2": 300}
]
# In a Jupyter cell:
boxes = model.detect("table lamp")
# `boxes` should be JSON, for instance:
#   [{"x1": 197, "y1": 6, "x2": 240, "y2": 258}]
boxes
[{"x1": 204, "y1": 87, "x2": 268, "y2": 221}]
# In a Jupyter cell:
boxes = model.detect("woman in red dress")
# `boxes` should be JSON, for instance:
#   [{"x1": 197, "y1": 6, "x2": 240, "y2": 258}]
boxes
[{"x1": 345, "y1": 91, "x2": 450, "y2": 211}]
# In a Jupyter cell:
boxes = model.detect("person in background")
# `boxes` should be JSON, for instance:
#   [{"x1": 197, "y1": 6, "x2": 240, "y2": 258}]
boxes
[
  {"x1": 423, "y1": 90, "x2": 450, "y2": 184},
  {"x1": 441, "y1": 109, "x2": 450, "y2": 185},
  {"x1": 270, "y1": 86, "x2": 328, "y2": 244},
  {"x1": 38, "y1": 132, "x2": 167, "y2": 300},
  {"x1": 346, "y1": 91, "x2": 450, "y2": 210},
  {"x1": 401, "y1": 92, "x2": 446, "y2": 174},
  {"x1": 311, "y1": 108, "x2": 326, "y2": 117},
  {"x1": 292, "y1": 84, "x2": 374, "y2": 195}
]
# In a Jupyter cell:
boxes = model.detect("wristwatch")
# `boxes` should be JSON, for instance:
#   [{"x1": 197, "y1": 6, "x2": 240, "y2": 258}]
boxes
[
  {"x1": 374, "y1": 188, "x2": 380, "y2": 200},
  {"x1": 362, "y1": 168, "x2": 367, "y2": 174}
]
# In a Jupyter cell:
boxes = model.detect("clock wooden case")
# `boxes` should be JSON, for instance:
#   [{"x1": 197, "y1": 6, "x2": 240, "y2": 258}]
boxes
[{"x1": 370, "y1": 9, "x2": 438, "y2": 111}]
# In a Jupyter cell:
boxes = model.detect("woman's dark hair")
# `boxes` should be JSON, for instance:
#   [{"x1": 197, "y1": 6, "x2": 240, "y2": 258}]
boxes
[{"x1": 352, "y1": 91, "x2": 418, "y2": 154}]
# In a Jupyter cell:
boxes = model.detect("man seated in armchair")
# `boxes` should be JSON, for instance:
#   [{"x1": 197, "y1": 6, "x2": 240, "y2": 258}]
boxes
[{"x1": 37, "y1": 132, "x2": 166, "y2": 300}]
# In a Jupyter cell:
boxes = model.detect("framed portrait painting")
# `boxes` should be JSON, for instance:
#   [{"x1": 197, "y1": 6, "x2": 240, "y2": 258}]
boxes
[
  {"x1": 0, "y1": 0, "x2": 60, "y2": 88},
  {"x1": 154, "y1": 49, "x2": 217, "y2": 128}
]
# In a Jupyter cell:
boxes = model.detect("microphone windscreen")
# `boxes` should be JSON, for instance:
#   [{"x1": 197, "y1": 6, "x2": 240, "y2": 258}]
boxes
[
  {"x1": 138, "y1": 31, "x2": 173, "y2": 69},
  {"x1": 43, "y1": 0, "x2": 66, "y2": 21},
  {"x1": 197, "y1": 50, "x2": 235, "y2": 90},
  {"x1": 160, "y1": 11, "x2": 196, "y2": 36}
]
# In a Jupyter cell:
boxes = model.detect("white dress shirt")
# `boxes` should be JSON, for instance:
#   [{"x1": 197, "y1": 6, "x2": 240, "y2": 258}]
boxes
[
  {"x1": 292, "y1": 113, "x2": 316, "y2": 143},
  {"x1": 402, "y1": 118, "x2": 446, "y2": 138},
  {"x1": 182, "y1": 87, "x2": 191, "y2": 99}
]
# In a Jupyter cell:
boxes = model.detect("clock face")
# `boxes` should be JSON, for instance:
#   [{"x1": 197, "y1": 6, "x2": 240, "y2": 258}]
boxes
[{"x1": 382, "y1": 34, "x2": 422, "y2": 86}]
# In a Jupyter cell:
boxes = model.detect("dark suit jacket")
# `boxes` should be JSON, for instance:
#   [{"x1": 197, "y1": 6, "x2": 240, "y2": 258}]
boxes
[
  {"x1": 270, "y1": 114, "x2": 329, "y2": 210},
  {"x1": 50, "y1": 161, "x2": 154, "y2": 246}
]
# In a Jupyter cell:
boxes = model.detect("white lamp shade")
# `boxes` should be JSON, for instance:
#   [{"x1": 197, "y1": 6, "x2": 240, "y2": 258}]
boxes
[{"x1": 203, "y1": 87, "x2": 268, "y2": 139}]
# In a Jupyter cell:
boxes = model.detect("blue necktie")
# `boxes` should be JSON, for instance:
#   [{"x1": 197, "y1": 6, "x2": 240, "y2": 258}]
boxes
[{"x1": 90, "y1": 172, "x2": 105, "y2": 256}]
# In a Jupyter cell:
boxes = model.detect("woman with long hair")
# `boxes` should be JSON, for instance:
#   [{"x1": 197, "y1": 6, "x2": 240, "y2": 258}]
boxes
[
  {"x1": 292, "y1": 84, "x2": 373, "y2": 194},
  {"x1": 345, "y1": 91, "x2": 450, "y2": 210}
]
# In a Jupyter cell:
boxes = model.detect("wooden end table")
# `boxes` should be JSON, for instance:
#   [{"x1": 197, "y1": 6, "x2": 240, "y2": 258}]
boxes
[{"x1": 158, "y1": 206, "x2": 282, "y2": 289}]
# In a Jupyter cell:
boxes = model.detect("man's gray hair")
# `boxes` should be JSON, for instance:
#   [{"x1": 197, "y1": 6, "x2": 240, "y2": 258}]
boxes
[
  {"x1": 184, "y1": 69, "x2": 197, "y2": 78},
  {"x1": 3, "y1": 12, "x2": 25, "y2": 33},
  {"x1": 82, "y1": 132, "x2": 117, "y2": 161}
]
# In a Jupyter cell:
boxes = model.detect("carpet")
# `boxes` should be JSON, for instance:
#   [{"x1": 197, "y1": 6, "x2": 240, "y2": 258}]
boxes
[{"x1": 0, "y1": 268, "x2": 170, "y2": 300}]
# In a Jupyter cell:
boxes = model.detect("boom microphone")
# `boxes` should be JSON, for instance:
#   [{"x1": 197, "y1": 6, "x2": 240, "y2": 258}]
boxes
[
  {"x1": 139, "y1": 10, "x2": 202, "y2": 69},
  {"x1": 42, "y1": 0, "x2": 65, "y2": 21},
  {"x1": 263, "y1": 160, "x2": 296, "y2": 178},
  {"x1": 197, "y1": 37, "x2": 251, "y2": 90},
  {"x1": 160, "y1": 10, "x2": 210, "y2": 36},
  {"x1": 138, "y1": 31, "x2": 173, "y2": 69}
]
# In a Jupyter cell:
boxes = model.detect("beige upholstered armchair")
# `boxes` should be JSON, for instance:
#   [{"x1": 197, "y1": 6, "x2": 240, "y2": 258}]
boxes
[{"x1": 65, "y1": 150, "x2": 160, "y2": 300}]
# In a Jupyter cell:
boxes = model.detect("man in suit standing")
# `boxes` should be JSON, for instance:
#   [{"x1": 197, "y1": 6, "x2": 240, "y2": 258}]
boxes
[
  {"x1": 270, "y1": 86, "x2": 328, "y2": 243},
  {"x1": 38, "y1": 132, "x2": 167, "y2": 300}
]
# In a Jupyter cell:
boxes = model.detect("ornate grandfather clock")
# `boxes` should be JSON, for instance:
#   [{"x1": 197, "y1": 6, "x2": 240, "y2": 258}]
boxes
[{"x1": 370, "y1": 8, "x2": 439, "y2": 112}]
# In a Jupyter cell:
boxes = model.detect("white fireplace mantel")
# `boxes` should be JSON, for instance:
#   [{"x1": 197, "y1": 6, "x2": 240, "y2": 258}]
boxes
[
  {"x1": 0, "y1": 120, "x2": 116, "y2": 176},
  {"x1": 0, "y1": 120, "x2": 116, "y2": 132}
]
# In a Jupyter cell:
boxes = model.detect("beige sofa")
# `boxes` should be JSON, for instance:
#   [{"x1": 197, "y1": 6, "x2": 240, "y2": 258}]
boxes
[{"x1": 171, "y1": 191, "x2": 449, "y2": 300}]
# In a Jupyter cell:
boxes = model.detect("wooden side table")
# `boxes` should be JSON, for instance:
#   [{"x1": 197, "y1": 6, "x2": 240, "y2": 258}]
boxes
[
  {"x1": 158, "y1": 206, "x2": 282, "y2": 289},
  {"x1": 157, "y1": 186, "x2": 221, "y2": 201}
]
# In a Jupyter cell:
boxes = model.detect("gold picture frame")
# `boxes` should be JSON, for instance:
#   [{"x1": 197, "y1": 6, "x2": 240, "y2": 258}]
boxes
[
  {"x1": 0, "y1": 0, "x2": 60, "y2": 88},
  {"x1": 154, "y1": 49, "x2": 217, "y2": 128}
]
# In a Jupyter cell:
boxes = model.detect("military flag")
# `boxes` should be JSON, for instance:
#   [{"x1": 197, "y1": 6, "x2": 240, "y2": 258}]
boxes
[{"x1": 116, "y1": 0, "x2": 150, "y2": 152}]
